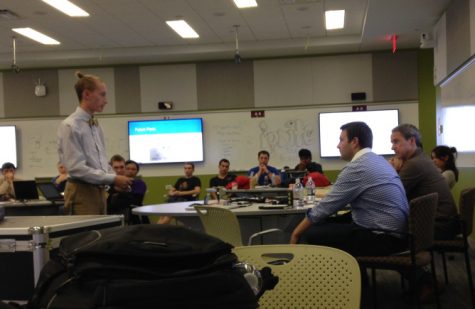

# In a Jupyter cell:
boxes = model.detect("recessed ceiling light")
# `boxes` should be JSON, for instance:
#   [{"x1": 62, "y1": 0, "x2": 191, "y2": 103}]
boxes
[
  {"x1": 325, "y1": 10, "x2": 345, "y2": 30},
  {"x1": 12, "y1": 27, "x2": 60, "y2": 45},
  {"x1": 233, "y1": 0, "x2": 258, "y2": 9},
  {"x1": 41, "y1": 0, "x2": 89, "y2": 17},
  {"x1": 166, "y1": 20, "x2": 199, "y2": 39}
]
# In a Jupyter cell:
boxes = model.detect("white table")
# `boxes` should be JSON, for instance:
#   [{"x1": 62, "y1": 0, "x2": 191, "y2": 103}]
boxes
[
  {"x1": 132, "y1": 200, "x2": 315, "y2": 217},
  {"x1": 133, "y1": 200, "x2": 318, "y2": 244}
]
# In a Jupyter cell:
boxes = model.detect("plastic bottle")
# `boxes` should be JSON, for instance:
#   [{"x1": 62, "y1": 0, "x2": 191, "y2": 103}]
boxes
[
  {"x1": 293, "y1": 178, "x2": 304, "y2": 207},
  {"x1": 305, "y1": 176, "x2": 315, "y2": 203}
]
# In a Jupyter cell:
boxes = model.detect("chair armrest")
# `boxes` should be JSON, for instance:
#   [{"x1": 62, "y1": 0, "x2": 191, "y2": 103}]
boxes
[{"x1": 248, "y1": 228, "x2": 283, "y2": 246}]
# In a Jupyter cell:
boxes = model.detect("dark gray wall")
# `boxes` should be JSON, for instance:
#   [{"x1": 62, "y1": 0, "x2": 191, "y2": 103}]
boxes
[
  {"x1": 114, "y1": 66, "x2": 141, "y2": 114},
  {"x1": 3, "y1": 69, "x2": 59, "y2": 117},
  {"x1": 196, "y1": 60, "x2": 254, "y2": 110},
  {"x1": 446, "y1": 0, "x2": 471, "y2": 74},
  {"x1": 372, "y1": 51, "x2": 418, "y2": 101}
]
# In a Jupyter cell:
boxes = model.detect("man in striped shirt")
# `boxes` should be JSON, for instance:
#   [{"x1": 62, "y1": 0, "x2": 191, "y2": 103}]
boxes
[{"x1": 290, "y1": 121, "x2": 409, "y2": 256}]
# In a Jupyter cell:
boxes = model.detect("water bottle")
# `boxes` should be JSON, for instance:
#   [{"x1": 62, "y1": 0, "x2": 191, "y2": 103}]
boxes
[
  {"x1": 305, "y1": 176, "x2": 315, "y2": 203},
  {"x1": 263, "y1": 174, "x2": 269, "y2": 186},
  {"x1": 293, "y1": 178, "x2": 304, "y2": 207}
]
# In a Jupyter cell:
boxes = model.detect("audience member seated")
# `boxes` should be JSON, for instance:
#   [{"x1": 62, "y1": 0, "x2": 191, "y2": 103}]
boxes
[
  {"x1": 390, "y1": 124, "x2": 459, "y2": 241},
  {"x1": 167, "y1": 162, "x2": 201, "y2": 202},
  {"x1": 225, "y1": 175, "x2": 251, "y2": 190},
  {"x1": 0, "y1": 162, "x2": 18, "y2": 200},
  {"x1": 431, "y1": 145, "x2": 459, "y2": 189},
  {"x1": 294, "y1": 148, "x2": 323, "y2": 174},
  {"x1": 160, "y1": 162, "x2": 201, "y2": 224},
  {"x1": 125, "y1": 160, "x2": 147, "y2": 206},
  {"x1": 248, "y1": 150, "x2": 281, "y2": 187},
  {"x1": 291, "y1": 121, "x2": 409, "y2": 259},
  {"x1": 209, "y1": 158, "x2": 236, "y2": 199},
  {"x1": 110, "y1": 154, "x2": 126, "y2": 176},
  {"x1": 303, "y1": 169, "x2": 331, "y2": 188},
  {"x1": 106, "y1": 154, "x2": 130, "y2": 215},
  {"x1": 124, "y1": 159, "x2": 148, "y2": 224},
  {"x1": 52, "y1": 162, "x2": 68, "y2": 193}
]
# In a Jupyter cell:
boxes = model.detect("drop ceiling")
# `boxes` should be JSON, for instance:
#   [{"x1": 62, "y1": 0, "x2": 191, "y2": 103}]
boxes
[{"x1": 0, "y1": 0, "x2": 450, "y2": 70}]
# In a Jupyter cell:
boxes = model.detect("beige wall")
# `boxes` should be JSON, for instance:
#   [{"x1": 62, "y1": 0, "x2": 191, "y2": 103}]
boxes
[{"x1": 0, "y1": 50, "x2": 418, "y2": 118}]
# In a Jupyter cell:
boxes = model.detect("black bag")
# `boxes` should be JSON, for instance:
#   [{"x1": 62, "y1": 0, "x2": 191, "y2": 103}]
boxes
[{"x1": 27, "y1": 225, "x2": 269, "y2": 309}]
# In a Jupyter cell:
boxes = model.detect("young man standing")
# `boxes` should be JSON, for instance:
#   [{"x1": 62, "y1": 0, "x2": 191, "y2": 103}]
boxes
[{"x1": 57, "y1": 72, "x2": 132, "y2": 215}]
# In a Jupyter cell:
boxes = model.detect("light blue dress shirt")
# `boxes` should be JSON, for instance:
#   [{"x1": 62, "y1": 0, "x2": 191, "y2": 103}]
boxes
[
  {"x1": 57, "y1": 106, "x2": 115, "y2": 185},
  {"x1": 307, "y1": 149, "x2": 409, "y2": 233}
]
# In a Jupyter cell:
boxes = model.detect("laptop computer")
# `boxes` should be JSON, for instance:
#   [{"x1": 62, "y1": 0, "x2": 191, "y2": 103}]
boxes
[
  {"x1": 37, "y1": 182, "x2": 64, "y2": 202},
  {"x1": 13, "y1": 180, "x2": 39, "y2": 201}
]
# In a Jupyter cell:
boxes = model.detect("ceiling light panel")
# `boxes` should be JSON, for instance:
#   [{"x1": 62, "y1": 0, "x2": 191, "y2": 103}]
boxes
[
  {"x1": 42, "y1": 0, "x2": 89, "y2": 17},
  {"x1": 234, "y1": 0, "x2": 258, "y2": 9},
  {"x1": 325, "y1": 10, "x2": 345, "y2": 30},
  {"x1": 166, "y1": 20, "x2": 199, "y2": 39},
  {"x1": 12, "y1": 28, "x2": 60, "y2": 45}
]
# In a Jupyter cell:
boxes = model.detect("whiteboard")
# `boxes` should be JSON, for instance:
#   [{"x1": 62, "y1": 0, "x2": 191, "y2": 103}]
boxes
[{"x1": 0, "y1": 101, "x2": 418, "y2": 179}]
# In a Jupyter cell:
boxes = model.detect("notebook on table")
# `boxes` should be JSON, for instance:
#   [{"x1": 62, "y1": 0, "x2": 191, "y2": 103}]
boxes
[
  {"x1": 13, "y1": 180, "x2": 39, "y2": 201},
  {"x1": 37, "y1": 182, "x2": 64, "y2": 202}
]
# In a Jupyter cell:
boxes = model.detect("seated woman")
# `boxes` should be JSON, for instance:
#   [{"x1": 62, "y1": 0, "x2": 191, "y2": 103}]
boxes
[{"x1": 431, "y1": 145, "x2": 459, "y2": 189}]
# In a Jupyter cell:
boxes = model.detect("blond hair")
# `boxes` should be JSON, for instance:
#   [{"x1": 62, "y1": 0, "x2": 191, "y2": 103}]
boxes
[{"x1": 74, "y1": 71, "x2": 103, "y2": 101}]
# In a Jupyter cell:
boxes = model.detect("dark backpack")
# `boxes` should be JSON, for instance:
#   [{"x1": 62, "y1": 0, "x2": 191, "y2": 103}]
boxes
[{"x1": 27, "y1": 225, "x2": 272, "y2": 309}]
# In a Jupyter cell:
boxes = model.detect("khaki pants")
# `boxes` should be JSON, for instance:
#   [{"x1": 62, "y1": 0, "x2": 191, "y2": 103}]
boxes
[{"x1": 64, "y1": 181, "x2": 106, "y2": 215}]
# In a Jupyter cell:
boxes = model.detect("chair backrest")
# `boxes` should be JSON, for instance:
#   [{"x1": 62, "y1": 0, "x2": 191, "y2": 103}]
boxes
[
  {"x1": 194, "y1": 206, "x2": 243, "y2": 247},
  {"x1": 409, "y1": 192, "x2": 438, "y2": 252},
  {"x1": 459, "y1": 187, "x2": 475, "y2": 236},
  {"x1": 233, "y1": 244, "x2": 361, "y2": 309}
]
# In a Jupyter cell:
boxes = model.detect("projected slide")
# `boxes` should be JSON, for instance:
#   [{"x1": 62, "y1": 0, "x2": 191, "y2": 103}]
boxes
[{"x1": 128, "y1": 118, "x2": 204, "y2": 164}]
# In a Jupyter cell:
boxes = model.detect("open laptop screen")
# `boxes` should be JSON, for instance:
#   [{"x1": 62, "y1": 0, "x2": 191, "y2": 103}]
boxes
[
  {"x1": 13, "y1": 180, "x2": 39, "y2": 201},
  {"x1": 37, "y1": 182, "x2": 63, "y2": 201}
]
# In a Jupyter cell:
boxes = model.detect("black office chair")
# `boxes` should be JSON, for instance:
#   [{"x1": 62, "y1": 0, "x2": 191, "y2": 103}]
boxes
[
  {"x1": 433, "y1": 187, "x2": 475, "y2": 308},
  {"x1": 357, "y1": 193, "x2": 440, "y2": 309}
]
